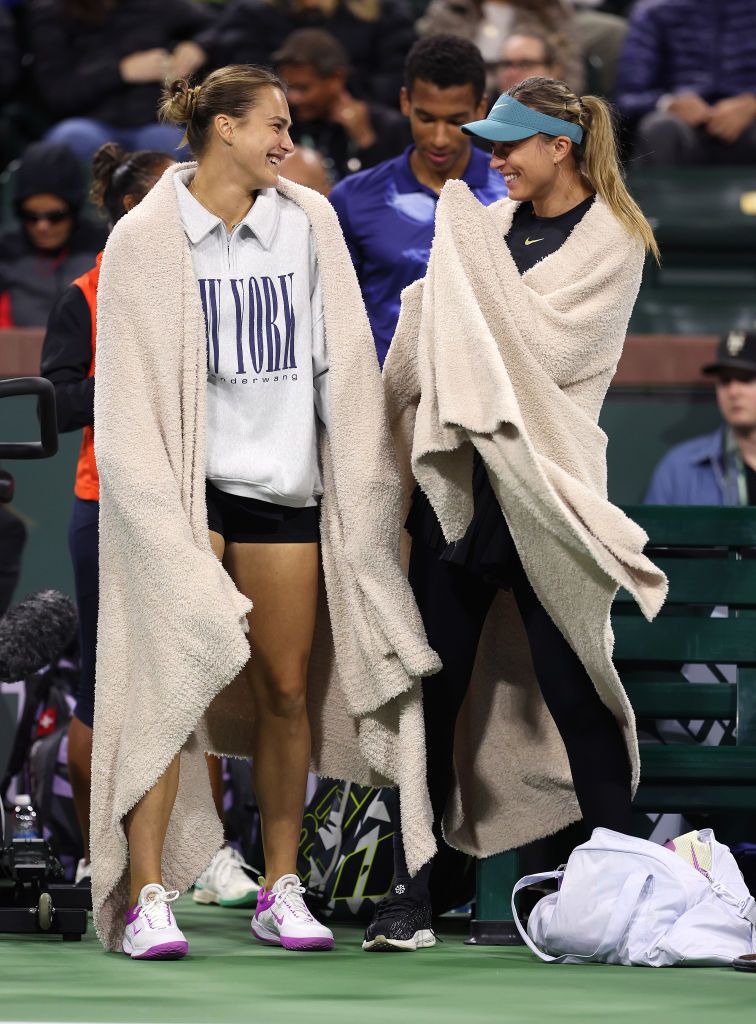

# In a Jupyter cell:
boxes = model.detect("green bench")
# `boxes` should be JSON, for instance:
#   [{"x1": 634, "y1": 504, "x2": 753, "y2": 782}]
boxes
[
  {"x1": 614, "y1": 504, "x2": 756, "y2": 812},
  {"x1": 472, "y1": 504, "x2": 756, "y2": 943}
]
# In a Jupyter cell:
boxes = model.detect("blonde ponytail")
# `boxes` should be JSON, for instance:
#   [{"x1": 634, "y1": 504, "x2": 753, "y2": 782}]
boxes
[
  {"x1": 579, "y1": 94, "x2": 660, "y2": 263},
  {"x1": 510, "y1": 77, "x2": 660, "y2": 263}
]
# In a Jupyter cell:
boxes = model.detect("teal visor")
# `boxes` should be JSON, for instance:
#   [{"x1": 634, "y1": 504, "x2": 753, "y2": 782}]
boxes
[{"x1": 462, "y1": 93, "x2": 583, "y2": 145}]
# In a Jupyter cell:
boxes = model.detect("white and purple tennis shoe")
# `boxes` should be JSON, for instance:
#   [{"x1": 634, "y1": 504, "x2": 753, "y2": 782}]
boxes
[
  {"x1": 251, "y1": 873, "x2": 334, "y2": 951},
  {"x1": 122, "y1": 883, "x2": 189, "y2": 960}
]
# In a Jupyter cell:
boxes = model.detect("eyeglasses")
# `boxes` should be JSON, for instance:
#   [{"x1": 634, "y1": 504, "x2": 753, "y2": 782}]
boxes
[
  {"x1": 19, "y1": 208, "x2": 72, "y2": 225},
  {"x1": 497, "y1": 59, "x2": 549, "y2": 71}
]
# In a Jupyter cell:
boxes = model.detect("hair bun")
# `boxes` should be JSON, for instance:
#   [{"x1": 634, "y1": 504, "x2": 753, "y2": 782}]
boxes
[
  {"x1": 161, "y1": 78, "x2": 200, "y2": 125},
  {"x1": 90, "y1": 142, "x2": 127, "y2": 207},
  {"x1": 91, "y1": 142, "x2": 126, "y2": 182}
]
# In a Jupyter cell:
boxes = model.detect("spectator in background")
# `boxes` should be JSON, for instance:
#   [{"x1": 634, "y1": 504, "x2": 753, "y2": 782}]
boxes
[
  {"x1": 0, "y1": 142, "x2": 106, "y2": 327},
  {"x1": 417, "y1": 0, "x2": 584, "y2": 94},
  {"x1": 29, "y1": 0, "x2": 211, "y2": 160},
  {"x1": 274, "y1": 29, "x2": 410, "y2": 182},
  {"x1": 615, "y1": 0, "x2": 756, "y2": 167},
  {"x1": 0, "y1": 5, "x2": 20, "y2": 102},
  {"x1": 645, "y1": 332, "x2": 756, "y2": 506},
  {"x1": 571, "y1": 0, "x2": 627, "y2": 97},
  {"x1": 282, "y1": 146, "x2": 332, "y2": 194},
  {"x1": 329, "y1": 35, "x2": 506, "y2": 366},
  {"x1": 494, "y1": 30, "x2": 564, "y2": 95},
  {"x1": 197, "y1": 0, "x2": 415, "y2": 108},
  {"x1": 0, "y1": 5, "x2": 22, "y2": 169}
]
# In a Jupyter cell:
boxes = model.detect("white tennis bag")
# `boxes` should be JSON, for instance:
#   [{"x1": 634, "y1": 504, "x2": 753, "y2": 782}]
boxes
[{"x1": 513, "y1": 828, "x2": 756, "y2": 966}]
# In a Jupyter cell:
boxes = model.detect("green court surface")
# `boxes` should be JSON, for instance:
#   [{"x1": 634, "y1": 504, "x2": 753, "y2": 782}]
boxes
[{"x1": 1, "y1": 897, "x2": 753, "y2": 1024}]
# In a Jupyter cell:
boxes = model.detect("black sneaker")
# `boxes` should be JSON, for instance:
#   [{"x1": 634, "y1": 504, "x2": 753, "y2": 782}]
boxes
[{"x1": 362, "y1": 882, "x2": 435, "y2": 952}]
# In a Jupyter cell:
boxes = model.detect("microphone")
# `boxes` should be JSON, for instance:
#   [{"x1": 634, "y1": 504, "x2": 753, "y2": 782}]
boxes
[{"x1": 0, "y1": 590, "x2": 78, "y2": 682}]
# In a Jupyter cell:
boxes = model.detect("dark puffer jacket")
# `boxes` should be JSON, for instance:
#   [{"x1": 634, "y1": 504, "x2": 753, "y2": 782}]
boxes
[
  {"x1": 615, "y1": 0, "x2": 756, "y2": 121},
  {"x1": 0, "y1": 142, "x2": 106, "y2": 327},
  {"x1": 29, "y1": 0, "x2": 211, "y2": 127}
]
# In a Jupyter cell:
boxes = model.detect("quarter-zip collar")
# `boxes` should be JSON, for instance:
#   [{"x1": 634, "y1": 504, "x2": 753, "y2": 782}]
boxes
[{"x1": 174, "y1": 168, "x2": 280, "y2": 250}]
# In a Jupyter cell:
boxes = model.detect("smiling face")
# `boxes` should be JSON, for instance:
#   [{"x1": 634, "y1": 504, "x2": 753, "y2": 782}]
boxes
[
  {"x1": 217, "y1": 86, "x2": 295, "y2": 189},
  {"x1": 401, "y1": 78, "x2": 487, "y2": 181},
  {"x1": 489, "y1": 132, "x2": 569, "y2": 203}
]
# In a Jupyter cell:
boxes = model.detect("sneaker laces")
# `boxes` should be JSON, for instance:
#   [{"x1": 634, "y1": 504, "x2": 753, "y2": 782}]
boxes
[
  {"x1": 277, "y1": 882, "x2": 315, "y2": 922},
  {"x1": 214, "y1": 847, "x2": 255, "y2": 888},
  {"x1": 372, "y1": 887, "x2": 430, "y2": 926},
  {"x1": 369, "y1": 889, "x2": 440, "y2": 943},
  {"x1": 141, "y1": 889, "x2": 180, "y2": 930}
]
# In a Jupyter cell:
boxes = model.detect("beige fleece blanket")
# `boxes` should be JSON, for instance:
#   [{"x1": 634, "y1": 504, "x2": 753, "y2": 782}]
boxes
[
  {"x1": 380, "y1": 181, "x2": 668, "y2": 869},
  {"x1": 91, "y1": 164, "x2": 439, "y2": 950}
]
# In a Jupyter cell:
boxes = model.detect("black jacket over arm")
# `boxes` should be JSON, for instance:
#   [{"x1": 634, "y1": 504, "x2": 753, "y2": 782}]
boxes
[
  {"x1": 29, "y1": 0, "x2": 211, "y2": 126},
  {"x1": 40, "y1": 283, "x2": 95, "y2": 433}
]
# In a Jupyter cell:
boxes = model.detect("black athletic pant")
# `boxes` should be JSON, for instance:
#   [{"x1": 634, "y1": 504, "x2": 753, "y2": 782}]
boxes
[{"x1": 392, "y1": 538, "x2": 632, "y2": 890}]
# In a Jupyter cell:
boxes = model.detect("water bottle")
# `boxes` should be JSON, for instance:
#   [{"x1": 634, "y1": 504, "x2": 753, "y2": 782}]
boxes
[{"x1": 13, "y1": 795, "x2": 39, "y2": 840}]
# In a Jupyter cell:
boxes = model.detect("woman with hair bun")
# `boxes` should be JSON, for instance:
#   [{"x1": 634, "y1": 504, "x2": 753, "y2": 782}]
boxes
[
  {"x1": 364, "y1": 77, "x2": 667, "y2": 952},
  {"x1": 40, "y1": 142, "x2": 174, "y2": 887},
  {"x1": 89, "y1": 63, "x2": 439, "y2": 961}
]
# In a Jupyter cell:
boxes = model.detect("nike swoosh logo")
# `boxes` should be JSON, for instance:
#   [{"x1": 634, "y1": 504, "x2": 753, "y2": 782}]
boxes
[
  {"x1": 257, "y1": 892, "x2": 276, "y2": 914},
  {"x1": 524, "y1": 237, "x2": 544, "y2": 246},
  {"x1": 272, "y1": 911, "x2": 285, "y2": 926},
  {"x1": 133, "y1": 925, "x2": 142, "y2": 936}
]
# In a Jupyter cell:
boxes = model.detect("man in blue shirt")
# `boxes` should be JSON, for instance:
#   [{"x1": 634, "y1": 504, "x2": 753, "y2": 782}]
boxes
[
  {"x1": 645, "y1": 331, "x2": 756, "y2": 505},
  {"x1": 329, "y1": 34, "x2": 507, "y2": 366}
]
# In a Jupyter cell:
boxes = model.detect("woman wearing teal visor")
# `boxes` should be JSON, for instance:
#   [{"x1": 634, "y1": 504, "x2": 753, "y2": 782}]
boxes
[{"x1": 363, "y1": 77, "x2": 666, "y2": 953}]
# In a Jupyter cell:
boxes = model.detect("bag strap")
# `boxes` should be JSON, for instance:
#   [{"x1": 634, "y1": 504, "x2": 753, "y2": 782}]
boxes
[
  {"x1": 511, "y1": 872, "x2": 566, "y2": 963},
  {"x1": 708, "y1": 880, "x2": 756, "y2": 926},
  {"x1": 512, "y1": 870, "x2": 652, "y2": 964}
]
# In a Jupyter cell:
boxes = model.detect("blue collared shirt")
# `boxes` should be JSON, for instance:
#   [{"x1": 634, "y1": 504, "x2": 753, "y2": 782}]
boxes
[
  {"x1": 329, "y1": 145, "x2": 507, "y2": 366},
  {"x1": 644, "y1": 427, "x2": 742, "y2": 506}
]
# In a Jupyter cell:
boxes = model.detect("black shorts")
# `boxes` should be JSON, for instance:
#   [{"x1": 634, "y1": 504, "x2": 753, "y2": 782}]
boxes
[{"x1": 206, "y1": 481, "x2": 319, "y2": 544}]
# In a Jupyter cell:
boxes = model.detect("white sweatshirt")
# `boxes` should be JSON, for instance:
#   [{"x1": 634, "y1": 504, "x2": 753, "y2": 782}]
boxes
[{"x1": 175, "y1": 169, "x2": 328, "y2": 507}]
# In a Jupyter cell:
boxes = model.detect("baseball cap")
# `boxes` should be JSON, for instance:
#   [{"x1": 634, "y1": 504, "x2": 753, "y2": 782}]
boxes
[{"x1": 702, "y1": 331, "x2": 756, "y2": 376}]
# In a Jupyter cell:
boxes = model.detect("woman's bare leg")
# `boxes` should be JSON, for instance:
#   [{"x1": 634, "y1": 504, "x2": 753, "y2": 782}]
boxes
[
  {"x1": 67, "y1": 716, "x2": 93, "y2": 863},
  {"x1": 125, "y1": 530, "x2": 226, "y2": 906},
  {"x1": 125, "y1": 754, "x2": 180, "y2": 905},
  {"x1": 223, "y1": 541, "x2": 319, "y2": 884},
  {"x1": 206, "y1": 754, "x2": 225, "y2": 822},
  {"x1": 206, "y1": 532, "x2": 227, "y2": 824}
]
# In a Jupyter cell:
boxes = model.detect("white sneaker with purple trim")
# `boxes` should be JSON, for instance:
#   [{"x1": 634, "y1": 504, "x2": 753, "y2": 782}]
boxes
[
  {"x1": 122, "y1": 883, "x2": 189, "y2": 960},
  {"x1": 251, "y1": 873, "x2": 334, "y2": 951}
]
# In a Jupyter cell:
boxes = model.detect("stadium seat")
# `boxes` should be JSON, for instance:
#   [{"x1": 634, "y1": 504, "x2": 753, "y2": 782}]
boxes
[
  {"x1": 629, "y1": 168, "x2": 756, "y2": 287},
  {"x1": 629, "y1": 286, "x2": 756, "y2": 334}
]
